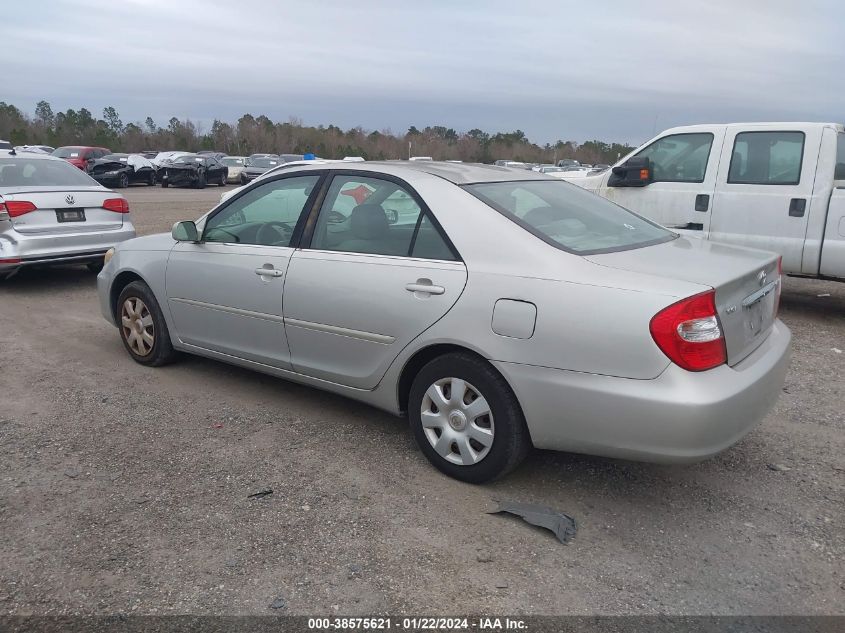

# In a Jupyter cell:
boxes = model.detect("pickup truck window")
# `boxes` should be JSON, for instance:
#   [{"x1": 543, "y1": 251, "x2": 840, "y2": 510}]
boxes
[
  {"x1": 728, "y1": 131, "x2": 804, "y2": 185},
  {"x1": 631, "y1": 133, "x2": 712, "y2": 183},
  {"x1": 835, "y1": 134, "x2": 845, "y2": 181}
]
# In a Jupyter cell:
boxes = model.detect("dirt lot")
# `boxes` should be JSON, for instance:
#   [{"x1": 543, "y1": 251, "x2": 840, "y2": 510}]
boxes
[{"x1": 0, "y1": 185, "x2": 842, "y2": 616}]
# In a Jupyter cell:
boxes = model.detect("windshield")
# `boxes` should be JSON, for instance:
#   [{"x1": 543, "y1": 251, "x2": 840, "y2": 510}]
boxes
[
  {"x1": 464, "y1": 180, "x2": 675, "y2": 255},
  {"x1": 173, "y1": 155, "x2": 204, "y2": 164},
  {"x1": 52, "y1": 147, "x2": 84, "y2": 158},
  {"x1": 222, "y1": 157, "x2": 244, "y2": 166},
  {"x1": 0, "y1": 157, "x2": 99, "y2": 187},
  {"x1": 248, "y1": 158, "x2": 279, "y2": 168},
  {"x1": 101, "y1": 154, "x2": 128, "y2": 162}
]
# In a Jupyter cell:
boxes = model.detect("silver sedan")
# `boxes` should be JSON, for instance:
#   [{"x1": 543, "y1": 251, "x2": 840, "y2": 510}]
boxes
[
  {"x1": 0, "y1": 150, "x2": 135, "y2": 278},
  {"x1": 97, "y1": 162, "x2": 790, "y2": 482}
]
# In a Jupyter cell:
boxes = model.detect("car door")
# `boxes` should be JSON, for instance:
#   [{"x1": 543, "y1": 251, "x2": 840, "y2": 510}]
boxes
[
  {"x1": 283, "y1": 173, "x2": 468, "y2": 389},
  {"x1": 708, "y1": 126, "x2": 818, "y2": 272},
  {"x1": 600, "y1": 128, "x2": 724, "y2": 231},
  {"x1": 165, "y1": 173, "x2": 323, "y2": 368}
]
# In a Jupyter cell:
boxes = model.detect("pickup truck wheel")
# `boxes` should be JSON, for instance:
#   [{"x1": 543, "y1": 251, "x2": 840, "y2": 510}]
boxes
[
  {"x1": 117, "y1": 281, "x2": 177, "y2": 367},
  {"x1": 408, "y1": 353, "x2": 530, "y2": 483}
]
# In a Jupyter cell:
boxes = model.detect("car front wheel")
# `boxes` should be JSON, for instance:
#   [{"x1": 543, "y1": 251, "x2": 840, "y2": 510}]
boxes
[
  {"x1": 116, "y1": 281, "x2": 178, "y2": 366},
  {"x1": 408, "y1": 353, "x2": 530, "y2": 483}
]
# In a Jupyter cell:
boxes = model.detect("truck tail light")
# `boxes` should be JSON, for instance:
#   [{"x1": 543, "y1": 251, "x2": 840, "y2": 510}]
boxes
[
  {"x1": 650, "y1": 290, "x2": 727, "y2": 372},
  {"x1": 2, "y1": 201, "x2": 38, "y2": 217},
  {"x1": 102, "y1": 198, "x2": 129, "y2": 213}
]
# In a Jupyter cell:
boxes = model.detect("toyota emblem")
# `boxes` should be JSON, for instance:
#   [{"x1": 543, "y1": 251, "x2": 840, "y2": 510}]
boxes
[
  {"x1": 757, "y1": 270, "x2": 767, "y2": 286},
  {"x1": 65, "y1": 194, "x2": 75, "y2": 205}
]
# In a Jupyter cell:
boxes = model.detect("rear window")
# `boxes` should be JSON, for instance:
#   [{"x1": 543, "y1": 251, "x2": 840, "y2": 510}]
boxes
[
  {"x1": 222, "y1": 157, "x2": 244, "y2": 166},
  {"x1": 464, "y1": 180, "x2": 675, "y2": 255},
  {"x1": 249, "y1": 158, "x2": 279, "y2": 168},
  {"x1": 0, "y1": 157, "x2": 98, "y2": 187},
  {"x1": 52, "y1": 147, "x2": 84, "y2": 158}
]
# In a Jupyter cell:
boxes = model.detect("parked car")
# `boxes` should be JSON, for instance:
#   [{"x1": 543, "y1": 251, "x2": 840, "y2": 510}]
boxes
[
  {"x1": 0, "y1": 140, "x2": 11, "y2": 150},
  {"x1": 90, "y1": 153, "x2": 157, "y2": 188},
  {"x1": 97, "y1": 162, "x2": 789, "y2": 482},
  {"x1": 150, "y1": 151, "x2": 193, "y2": 173},
  {"x1": 52, "y1": 146, "x2": 111, "y2": 172},
  {"x1": 15, "y1": 145, "x2": 54, "y2": 154},
  {"x1": 221, "y1": 156, "x2": 246, "y2": 184},
  {"x1": 409, "y1": 156, "x2": 433, "y2": 161},
  {"x1": 559, "y1": 122, "x2": 845, "y2": 281},
  {"x1": 160, "y1": 154, "x2": 227, "y2": 188},
  {"x1": 247, "y1": 153, "x2": 279, "y2": 161},
  {"x1": 0, "y1": 151, "x2": 134, "y2": 278},
  {"x1": 241, "y1": 156, "x2": 283, "y2": 184},
  {"x1": 557, "y1": 158, "x2": 580, "y2": 167},
  {"x1": 197, "y1": 151, "x2": 228, "y2": 160},
  {"x1": 536, "y1": 166, "x2": 565, "y2": 174}
]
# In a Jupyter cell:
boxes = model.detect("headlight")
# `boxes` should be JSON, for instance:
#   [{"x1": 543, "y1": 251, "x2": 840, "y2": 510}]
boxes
[
  {"x1": 104, "y1": 247, "x2": 115, "y2": 265},
  {"x1": 107, "y1": 170, "x2": 119, "y2": 176}
]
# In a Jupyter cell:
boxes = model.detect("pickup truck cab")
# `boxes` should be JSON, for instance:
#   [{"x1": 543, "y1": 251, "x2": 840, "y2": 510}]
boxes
[{"x1": 563, "y1": 122, "x2": 845, "y2": 280}]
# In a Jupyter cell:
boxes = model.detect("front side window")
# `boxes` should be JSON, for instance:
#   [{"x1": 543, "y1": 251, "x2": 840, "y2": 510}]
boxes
[
  {"x1": 465, "y1": 180, "x2": 674, "y2": 255},
  {"x1": 728, "y1": 131, "x2": 804, "y2": 185},
  {"x1": 203, "y1": 175, "x2": 319, "y2": 246},
  {"x1": 633, "y1": 133, "x2": 713, "y2": 183},
  {"x1": 310, "y1": 175, "x2": 455, "y2": 259}
]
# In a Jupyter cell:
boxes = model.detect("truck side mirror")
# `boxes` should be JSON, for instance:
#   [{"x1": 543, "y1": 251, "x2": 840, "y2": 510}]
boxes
[{"x1": 608, "y1": 156, "x2": 652, "y2": 187}]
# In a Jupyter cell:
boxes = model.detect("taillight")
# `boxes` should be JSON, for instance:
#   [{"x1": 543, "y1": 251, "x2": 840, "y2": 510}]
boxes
[
  {"x1": 102, "y1": 198, "x2": 129, "y2": 213},
  {"x1": 4, "y1": 200, "x2": 37, "y2": 217},
  {"x1": 650, "y1": 290, "x2": 727, "y2": 372},
  {"x1": 774, "y1": 256, "x2": 783, "y2": 317}
]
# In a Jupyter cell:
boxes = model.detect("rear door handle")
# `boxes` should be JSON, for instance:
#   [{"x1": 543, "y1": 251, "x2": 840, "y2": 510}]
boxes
[
  {"x1": 406, "y1": 281, "x2": 445, "y2": 295},
  {"x1": 789, "y1": 198, "x2": 806, "y2": 217},
  {"x1": 254, "y1": 267, "x2": 283, "y2": 278},
  {"x1": 694, "y1": 194, "x2": 710, "y2": 212}
]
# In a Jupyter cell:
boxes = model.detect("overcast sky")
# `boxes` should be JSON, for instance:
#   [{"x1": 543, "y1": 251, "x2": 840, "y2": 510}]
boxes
[{"x1": 6, "y1": 0, "x2": 843, "y2": 145}]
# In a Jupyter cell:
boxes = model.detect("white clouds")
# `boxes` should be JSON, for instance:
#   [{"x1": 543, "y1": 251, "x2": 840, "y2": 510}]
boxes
[{"x1": 5, "y1": 0, "x2": 842, "y2": 142}]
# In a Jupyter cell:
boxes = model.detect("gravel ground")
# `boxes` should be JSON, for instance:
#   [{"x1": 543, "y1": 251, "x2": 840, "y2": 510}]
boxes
[{"x1": 0, "y1": 185, "x2": 842, "y2": 616}]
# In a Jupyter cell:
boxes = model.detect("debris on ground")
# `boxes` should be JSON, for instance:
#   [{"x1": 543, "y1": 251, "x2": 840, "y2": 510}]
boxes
[
  {"x1": 476, "y1": 550, "x2": 494, "y2": 563},
  {"x1": 269, "y1": 597, "x2": 286, "y2": 610},
  {"x1": 832, "y1": 348, "x2": 842, "y2": 354},
  {"x1": 247, "y1": 489, "x2": 273, "y2": 499},
  {"x1": 767, "y1": 463, "x2": 792, "y2": 472},
  {"x1": 489, "y1": 500, "x2": 577, "y2": 544},
  {"x1": 209, "y1": 423, "x2": 224, "y2": 429}
]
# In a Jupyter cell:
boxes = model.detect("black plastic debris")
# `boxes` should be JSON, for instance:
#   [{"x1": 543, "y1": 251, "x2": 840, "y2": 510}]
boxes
[
  {"x1": 248, "y1": 489, "x2": 274, "y2": 499},
  {"x1": 269, "y1": 597, "x2": 287, "y2": 610},
  {"x1": 489, "y1": 500, "x2": 577, "y2": 544}
]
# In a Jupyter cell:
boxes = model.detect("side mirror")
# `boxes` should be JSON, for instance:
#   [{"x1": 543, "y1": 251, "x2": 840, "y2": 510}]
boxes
[
  {"x1": 172, "y1": 220, "x2": 199, "y2": 242},
  {"x1": 607, "y1": 156, "x2": 652, "y2": 187}
]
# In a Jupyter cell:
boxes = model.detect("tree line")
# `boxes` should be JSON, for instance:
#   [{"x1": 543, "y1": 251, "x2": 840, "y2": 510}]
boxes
[{"x1": 0, "y1": 101, "x2": 635, "y2": 165}]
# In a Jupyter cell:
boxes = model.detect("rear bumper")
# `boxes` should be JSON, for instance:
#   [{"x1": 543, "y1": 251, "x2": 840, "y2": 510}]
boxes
[
  {"x1": 493, "y1": 320, "x2": 791, "y2": 463},
  {"x1": 0, "y1": 222, "x2": 136, "y2": 272}
]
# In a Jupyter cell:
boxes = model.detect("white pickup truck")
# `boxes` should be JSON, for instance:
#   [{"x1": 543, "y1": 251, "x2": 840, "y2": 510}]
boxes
[{"x1": 561, "y1": 122, "x2": 845, "y2": 279}]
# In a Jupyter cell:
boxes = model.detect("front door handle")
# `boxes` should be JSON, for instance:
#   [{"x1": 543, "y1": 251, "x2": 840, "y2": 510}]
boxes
[
  {"x1": 406, "y1": 280, "x2": 445, "y2": 295},
  {"x1": 254, "y1": 267, "x2": 283, "y2": 278},
  {"x1": 789, "y1": 198, "x2": 806, "y2": 217}
]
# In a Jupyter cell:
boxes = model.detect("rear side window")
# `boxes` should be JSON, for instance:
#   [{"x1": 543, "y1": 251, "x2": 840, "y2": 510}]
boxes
[
  {"x1": 0, "y1": 158, "x2": 98, "y2": 187},
  {"x1": 465, "y1": 180, "x2": 674, "y2": 255},
  {"x1": 835, "y1": 134, "x2": 845, "y2": 181},
  {"x1": 632, "y1": 133, "x2": 713, "y2": 183},
  {"x1": 728, "y1": 131, "x2": 804, "y2": 185}
]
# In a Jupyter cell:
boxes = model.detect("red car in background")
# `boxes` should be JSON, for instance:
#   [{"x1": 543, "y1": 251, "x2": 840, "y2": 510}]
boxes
[{"x1": 52, "y1": 146, "x2": 111, "y2": 171}]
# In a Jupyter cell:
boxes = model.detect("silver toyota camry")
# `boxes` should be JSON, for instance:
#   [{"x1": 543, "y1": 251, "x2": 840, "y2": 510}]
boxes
[
  {"x1": 97, "y1": 162, "x2": 790, "y2": 482},
  {"x1": 0, "y1": 150, "x2": 135, "y2": 277}
]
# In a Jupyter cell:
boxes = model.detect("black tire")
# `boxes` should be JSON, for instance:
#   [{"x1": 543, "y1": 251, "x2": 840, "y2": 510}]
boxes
[
  {"x1": 161, "y1": 179, "x2": 169, "y2": 188},
  {"x1": 86, "y1": 259, "x2": 104, "y2": 274},
  {"x1": 408, "y1": 352, "x2": 530, "y2": 483},
  {"x1": 116, "y1": 281, "x2": 178, "y2": 367},
  {"x1": 147, "y1": 171, "x2": 156, "y2": 186},
  {"x1": 194, "y1": 170, "x2": 206, "y2": 189},
  {"x1": 118, "y1": 172, "x2": 129, "y2": 188},
  {"x1": 218, "y1": 171, "x2": 227, "y2": 186},
  {"x1": 240, "y1": 173, "x2": 248, "y2": 185}
]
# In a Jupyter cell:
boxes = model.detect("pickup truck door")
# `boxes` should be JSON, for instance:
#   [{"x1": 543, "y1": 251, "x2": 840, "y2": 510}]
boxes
[
  {"x1": 599, "y1": 127, "x2": 725, "y2": 231},
  {"x1": 708, "y1": 125, "x2": 821, "y2": 273}
]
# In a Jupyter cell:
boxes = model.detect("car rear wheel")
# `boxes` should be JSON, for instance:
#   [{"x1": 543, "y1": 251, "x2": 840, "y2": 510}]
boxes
[
  {"x1": 116, "y1": 281, "x2": 177, "y2": 366},
  {"x1": 147, "y1": 171, "x2": 156, "y2": 186},
  {"x1": 218, "y1": 171, "x2": 226, "y2": 186},
  {"x1": 408, "y1": 353, "x2": 530, "y2": 483},
  {"x1": 195, "y1": 170, "x2": 206, "y2": 189},
  {"x1": 118, "y1": 172, "x2": 129, "y2": 188}
]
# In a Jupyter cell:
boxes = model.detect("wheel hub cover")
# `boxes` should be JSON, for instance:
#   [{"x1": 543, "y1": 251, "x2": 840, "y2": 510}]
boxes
[{"x1": 448, "y1": 410, "x2": 467, "y2": 431}]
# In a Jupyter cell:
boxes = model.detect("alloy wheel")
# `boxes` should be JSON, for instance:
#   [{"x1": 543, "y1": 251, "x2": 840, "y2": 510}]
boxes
[{"x1": 121, "y1": 297, "x2": 155, "y2": 356}]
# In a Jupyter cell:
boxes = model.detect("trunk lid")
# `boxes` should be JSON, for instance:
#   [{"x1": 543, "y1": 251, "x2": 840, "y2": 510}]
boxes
[
  {"x1": 586, "y1": 236, "x2": 780, "y2": 366},
  {"x1": 2, "y1": 187, "x2": 125, "y2": 234}
]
